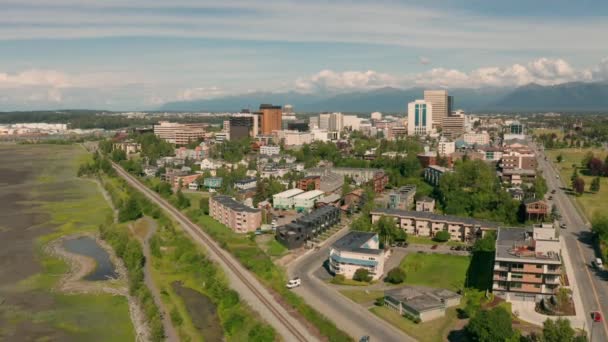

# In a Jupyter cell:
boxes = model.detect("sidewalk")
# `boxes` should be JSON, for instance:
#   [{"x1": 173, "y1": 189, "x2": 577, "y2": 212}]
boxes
[{"x1": 511, "y1": 237, "x2": 587, "y2": 330}]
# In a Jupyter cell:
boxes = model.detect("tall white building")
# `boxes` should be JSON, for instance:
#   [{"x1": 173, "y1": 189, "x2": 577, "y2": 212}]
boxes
[
  {"x1": 329, "y1": 112, "x2": 344, "y2": 132},
  {"x1": 319, "y1": 113, "x2": 330, "y2": 130},
  {"x1": 407, "y1": 100, "x2": 433, "y2": 136},
  {"x1": 371, "y1": 112, "x2": 383, "y2": 121},
  {"x1": 343, "y1": 115, "x2": 362, "y2": 131},
  {"x1": 424, "y1": 90, "x2": 448, "y2": 129},
  {"x1": 438, "y1": 139, "x2": 456, "y2": 156}
]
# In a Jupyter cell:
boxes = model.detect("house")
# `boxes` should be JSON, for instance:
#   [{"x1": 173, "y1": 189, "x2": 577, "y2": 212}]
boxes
[
  {"x1": 188, "y1": 182, "x2": 199, "y2": 191},
  {"x1": 173, "y1": 174, "x2": 201, "y2": 190},
  {"x1": 143, "y1": 166, "x2": 158, "y2": 177},
  {"x1": 273, "y1": 188, "x2": 305, "y2": 209},
  {"x1": 384, "y1": 287, "x2": 461, "y2": 322},
  {"x1": 276, "y1": 206, "x2": 341, "y2": 249},
  {"x1": 493, "y1": 224, "x2": 562, "y2": 301},
  {"x1": 507, "y1": 188, "x2": 525, "y2": 201},
  {"x1": 199, "y1": 158, "x2": 222, "y2": 171},
  {"x1": 260, "y1": 145, "x2": 280, "y2": 155},
  {"x1": 203, "y1": 177, "x2": 223, "y2": 190},
  {"x1": 524, "y1": 199, "x2": 549, "y2": 221},
  {"x1": 343, "y1": 189, "x2": 365, "y2": 212},
  {"x1": 328, "y1": 231, "x2": 385, "y2": 280},
  {"x1": 415, "y1": 196, "x2": 435, "y2": 212}
]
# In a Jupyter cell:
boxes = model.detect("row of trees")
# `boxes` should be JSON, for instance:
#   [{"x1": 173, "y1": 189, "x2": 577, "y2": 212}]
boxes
[{"x1": 582, "y1": 151, "x2": 608, "y2": 177}]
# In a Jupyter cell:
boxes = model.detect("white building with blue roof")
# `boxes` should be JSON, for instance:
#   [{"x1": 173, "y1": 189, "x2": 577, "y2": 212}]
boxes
[{"x1": 329, "y1": 231, "x2": 385, "y2": 280}]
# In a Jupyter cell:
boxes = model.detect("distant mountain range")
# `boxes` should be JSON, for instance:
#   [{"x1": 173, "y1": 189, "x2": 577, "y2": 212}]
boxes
[{"x1": 160, "y1": 82, "x2": 608, "y2": 113}]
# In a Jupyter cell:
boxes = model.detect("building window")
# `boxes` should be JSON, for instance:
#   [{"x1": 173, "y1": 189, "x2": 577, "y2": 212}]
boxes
[
  {"x1": 510, "y1": 282, "x2": 522, "y2": 289},
  {"x1": 536, "y1": 265, "x2": 542, "y2": 269},
  {"x1": 534, "y1": 284, "x2": 541, "y2": 288},
  {"x1": 511, "y1": 273, "x2": 523, "y2": 280}
]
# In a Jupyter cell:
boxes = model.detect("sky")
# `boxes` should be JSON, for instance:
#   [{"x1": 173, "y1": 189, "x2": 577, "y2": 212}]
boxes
[{"x1": 1, "y1": 0, "x2": 608, "y2": 110}]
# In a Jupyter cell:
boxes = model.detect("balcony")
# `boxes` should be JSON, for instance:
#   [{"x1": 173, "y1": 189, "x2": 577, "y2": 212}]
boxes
[
  {"x1": 545, "y1": 268, "x2": 561, "y2": 275},
  {"x1": 493, "y1": 283, "x2": 507, "y2": 291},
  {"x1": 494, "y1": 264, "x2": 509, "y2": 272},
  {"x1": 493, "y1": 274, "x2": 508, "y2": 281},
  {"x1": 544, "y1": 276, "x2": 560, "y2": 285}
]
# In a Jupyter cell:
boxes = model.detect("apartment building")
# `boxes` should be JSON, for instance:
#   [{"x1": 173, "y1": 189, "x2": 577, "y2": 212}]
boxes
[
  {"x1": 297, "y1": 175, "x2": 321, "y2": 191},
  {"x1": 493, "y1": 225, "x2": 562, "y2": 301},
  {"x1": 463, "y1": 132, "x2": 490, "y2": 146},
  {"x1": 500, "y1": 150, "x2": 537, "y2": 170},
  {"x1": 209, "y1": 195, "x2": 262, "y2": 233},
  {"x1": 272, "y1": 188, "x2": 305, "y2": 209},
  {"x1": 276, "y1": 206, "x2": 341, "y2": 249},
  {"x1": 370, "y1": 209, "x2": 498, "y2": 242},
  {"x1": 260, "y1": 145, "x2": 280, "y2": 156},
  {"x1": 442, "y1": 115, "x2": 465, "y2": 139},
  {"x1": 306, "y1": 167, "x2": 382, "y2": 193},
  {"x1": 415, "y1": 196, "x2": 436, "y2": 212},
  {"x1": 293, "y1": 190, "x2": 325, "y2": 211},
  {"x1": 424, "y1": 165, "x2": 451, "y2": 186},
  {"x1": 387, "y1": 185, "x2": 416, "y2": 210},
  {"x1": 235, "y1": 178, "x2": 257, "y2": 191},
  {"x1": 154, "y1": 121, "x2": 206, "y2": 144},
  {"x1": 329, "y1": 231, "x2": 385, "y2": 280},
  {"x1": 438, "y1": 139, "x2": 456, "y2": 157},
  {"x1": 173, "y1": 174, "x2": 201, "y2": 190}
]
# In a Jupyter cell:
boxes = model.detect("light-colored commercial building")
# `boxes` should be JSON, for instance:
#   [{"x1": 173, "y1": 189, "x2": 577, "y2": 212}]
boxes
[
  {"x1": 371, "y1": 208, "x2": 498, "y2": 242},
  {"x1": 280, "y1": 130, "x2": 313, "y2": 146},
  {"x1": 329, "y1": 231, "x2": 385, "y2": 280},
  {"x1": 442, "y1": 115, "x2": 465, "y2": 138},
  {"x1": 408, "y1": 100, "x2": 433, "y2": 136},
  {"x1": 424, "y1": 90, "x2": 448, "y2": 128},
  {"x1": 500, "y1": 150, "x2": 537, "y2": 170},
  {"x1": 438, "y1": 139, "x2": 455, "y2": 156},
  {"x1": 209, "y1": 195, "x2": 262, "y2": 233},
  {"x1": 154, "y1": 121, "x2": 207, "y2": 144},
  {"x1": 272, "y1": 188, "x2": 305, "y2": 209},
  {"x1": 463, "y1": 132, "x2": 490, "y2": 146},
  {"x1": 293, "y1": 190, "x2": 325, "y2": 211},
  {"x1": 343, "y1": 115, "x2": 362, "y2": 131},
  {"x1": 493, "y1": 224, "x2": 562, "y2": 301},
  {"x1": 260, "y1": 145, "x2": 280, "y2": 156}
]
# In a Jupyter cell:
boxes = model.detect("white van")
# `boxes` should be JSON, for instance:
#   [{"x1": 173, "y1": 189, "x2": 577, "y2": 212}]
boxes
[
  {"x1": 593, "y1": 258, "x2": 604, "y2": 270},
  {"x1": 286, "y1": 277, "x2": 301, "y2": 289}
]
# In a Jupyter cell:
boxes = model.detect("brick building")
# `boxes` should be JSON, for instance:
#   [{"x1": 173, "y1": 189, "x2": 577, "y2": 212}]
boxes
[{"x1": 209, "y1": 195, "x2": 262, "y2": 233}]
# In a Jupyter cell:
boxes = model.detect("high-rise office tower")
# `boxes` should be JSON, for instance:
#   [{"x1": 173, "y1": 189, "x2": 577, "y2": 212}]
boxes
[
  {"x1": 424, "y1": 90, "x2": 448, "y2": 128},
  {"x1": 259, "y1": 104, "x2": 282, "y2": 134},
  {"x1": 407, "y1": 100, "x2": 433, "y2": 136},
  {"x1": 319, "y1": 113, "x2": 330, "y2": 130},
  {"x1": 229, "y1": 115, "x2": 255, "y2": 140}
]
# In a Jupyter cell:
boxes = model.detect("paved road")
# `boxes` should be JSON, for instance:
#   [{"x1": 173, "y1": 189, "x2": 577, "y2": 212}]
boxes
[
  {"x1": 533, "y1": 143, "x2": 608, "y2": 341},
  {"x1": 289, "y1": 229, "x2": 417, "y2": 342},
  {"x1": 112, "y1": 163, "x2": 319, "y2": 342}
]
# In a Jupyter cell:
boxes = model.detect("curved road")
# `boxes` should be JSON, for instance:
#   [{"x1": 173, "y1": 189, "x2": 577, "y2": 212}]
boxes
[
  {"x1": 534, "y1": 143, "x2": 608, "y2": 342},
  {"x1": 112, "y1": 163, "x2": 318, "y2": 342},
  {"x1": 289, "y1": 229, "x2": 416, "y2": 342}
]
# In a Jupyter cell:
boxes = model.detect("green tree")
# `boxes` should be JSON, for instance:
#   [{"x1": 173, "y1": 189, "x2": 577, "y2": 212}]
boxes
[
  {"x1": 373, "y1": 215, "x2": 399, "y2": 248},
  {"x1": 200, "y1": 197, "x2": 210, "y2": 215},
  {"x1": 570, "y1": 168, "x2": 579, "y2": 189},
  {"x1": 542, "y1": 318, "x2": 577, "y2": 342},
  {"x1": 155, "y1": 181, "x2": 173, "y2": 198},
  {"x1": 385, "y1": 267, "x2": 406, "y2": 284},
  {"x1": 118, "y1": 195, "x2": 143, "y2": 222},
  {"x1": 174, "y1": 189, "x2": 191, "y2": 209},
  {"x1": 591, "y1": 214, "x2": 608, "y2": 241},
  {"x1": 551, "y1": 204, "x2": 561, "y2": 220},
  {"x1": 533, "y1": 174, "x2": 548, "y2": 200},
  {"x1": 465, "y1": 306, "x2": 516, "y2": 342},
  {"x1": 473, "y1": 230, "x2": 497, "y2": 252},
  {"x1": 247, "y1": 323, "x2": 276, "y2": 342},
  {"x1": 353, "y1": 268, "x2": 372, "y2": 282},
  {"x1": 590, "y1": 177, "x2": 601, "y2": 193},
  {"x1": 556, "y1": 154, "x2": 563, "y2": 163},
  {"x1": 582, "y1": 151, "x2": 594, "y2": 169},
  {"x1": 434, "y1": 230, "x2": 451, "y2": 242},
  {"x1": 573, "y1": 177, "x2": 585, "y2": 195}
]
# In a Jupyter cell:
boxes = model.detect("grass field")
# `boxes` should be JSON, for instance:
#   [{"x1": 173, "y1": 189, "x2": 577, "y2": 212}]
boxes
[
  {"x1": 545, "y1": 148, "x2": 608, "y2": 219},
  {"x1": 0, "y1": 145, "x2": 134, "y2": 341},
  {"x1": 532, "y1": 128, "x2": 565, "y2": 140},
  {"x1": 339, "y1": 290, "x2": 384, "y2": 304},
  {"x1": 370, "y1": 305, "x2": 463, "y2": 342},
  {"x1": 400, "y1": 253, "x2": 471, "y2": 291}
]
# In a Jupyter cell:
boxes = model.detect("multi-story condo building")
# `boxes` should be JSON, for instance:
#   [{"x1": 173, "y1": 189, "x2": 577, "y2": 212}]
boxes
[
  {"x1": 438, "y1": 139, "x2": 456, "y2": 156},
  {"x1": 424, "y1": 90, "x2": 448, "y2": 128},
  {"x1": 500, "y1": 151, "x2": 537, "y2": 170},
  {"x1": 493, "y1": 224, "x2": 562, "y2": 301},
  {"x1": 387, "y1": 185, "x2": 416, "y2": 210},
  {"x1": 424, "y1": 165, "x2": 451, "y2": 186},
  {"x1": 407, "y1": 100, "x2": 433, "y2": 136},
  {"x1": 329, "y1": 231, "x2": 385, "y2": 280},
  {"x1": 209, "y1": 195, "x2": 262, "y2": 233},
  {"x1": 442, "y1": 115, "x2": 465, "y2": 139},
  {"x1": 276, "y1": 206, "x2": 341, "y2": 249},
  {"x1": 293, "y1": 190, "x2": 325, "y2": 211},
  {"x1": 297, "y1": 175, "x2": 321, "y2": 191},
  {"x1": 260, "y1": 145, "x2": 280, "y2": 156},
  {"x1": 305, "y1": 167, "x2": 385, "y2": 193},
  {"x1": 272, "y1": 188, "x2": 305, "y2": 209},
  {"x1": 370, "y1": 209, "x2": 498, "y2": 242}
]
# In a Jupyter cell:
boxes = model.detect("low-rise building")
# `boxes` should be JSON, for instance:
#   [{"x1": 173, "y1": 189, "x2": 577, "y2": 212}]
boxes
[
  {"x1": 438, "y1": 140, "x2": 456, "y2": 157},
  {"x1": 387, "y1": 185, "x2": 416, "y2": 210},
  {"x1": 173, "y1": 174, "x2": 201, "y2": 189},
  {"x1": 209, "y1": 195, "x2": 262, "y2": 233},
  {"x1": 113, "y1": 141, "x2": 141, "y2": 154},
  {"x1": 463, "y1": 131, "x2": 490, "y2": 146},
  {"x1": 415, "y1": 196, "x2": 435, "y2": 212},
  {"x1": 297, "y1": 175, "x2": 321, "y2": 191},
  {"x1": 344, "y1": 188, "x2": 365, "y2": 211},
  {"x1": 276, "y1": 206, "x2": 341, "y2": 249},
  {"x1": 329, "y1": 231, "x2": 385, "y2": 280},
  {"x1": 272, "y1": 188, "x2": 305, "y2": 209},
  {"x1": 260, "y1": 145, "x2": 280, "y2": 156},
  {"x1": 235, "y1": 178, "x2": 257, "y2": 191},
  {"x1": 203, "y1": 177, "x2": 223, "y2": 190},
  {"x1": 370, "y1": 208, "x2": 498, "y2": 242},
  {"x1": 424, "y1": 165, "x2": 451, "y2": 186},
  {"x1": 384, "y1": 287, "x2": 461, "y2": 322},
  {"x1": 493, "y1": 224, "x2": 562, "y2": 301},
  {"x1": 524, "y1": 199, "x2": 549, "y2": 221},
  {"x1": 293, "y1": 190, "x2": 325, "y2": 212}
]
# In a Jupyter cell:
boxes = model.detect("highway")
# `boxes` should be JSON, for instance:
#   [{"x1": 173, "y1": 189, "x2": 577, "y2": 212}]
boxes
[
  {"x1": 533, "y1": 143, "x2": 608, "y2": 341},
  {"x1": 289, "y1": 229, "x2": 416, "y2": 342},
  {"x1": 111, "y1": 163, "x2": 319, "y2": 342}
]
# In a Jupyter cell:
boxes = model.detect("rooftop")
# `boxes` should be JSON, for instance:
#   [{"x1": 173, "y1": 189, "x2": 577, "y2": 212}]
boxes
[
  {"x1": 495, "y1": 228, "x2": 561, "y2": 263},
  {"x1": 211, "y1": 195, "x2": 260, "y2": 213},
  {"x1": 318, "y1": 194, "x2": 341, "y2": 204},
  {"x1": 273, "y1": 188, "x2": 305, "y2": 198},
  {"x1": 371, "y1": 208, "x2": 499, "y2": 228},
  {"x1": 332, "y1": 231, "x2": 383, "y2": 255},
  {"x1": 294, "y1": 190, "x2": 325, "y2": 200}
]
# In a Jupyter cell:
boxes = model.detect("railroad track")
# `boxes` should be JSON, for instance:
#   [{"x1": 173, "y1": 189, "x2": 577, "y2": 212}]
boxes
[{"x1": 111, "y1": 163, "x2": 311, "y2": 342}]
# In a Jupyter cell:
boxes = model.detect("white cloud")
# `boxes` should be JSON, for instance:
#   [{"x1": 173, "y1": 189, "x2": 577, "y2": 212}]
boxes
[
  {"x1": 418, "y1": 56, "x2": 431, "y2": 65},
  {"x1": 176, "y1": 86, "x2": 225, "y2": 101},
  {"x1": 295, "y1": 70, "x2": 398, "y2": 93}
]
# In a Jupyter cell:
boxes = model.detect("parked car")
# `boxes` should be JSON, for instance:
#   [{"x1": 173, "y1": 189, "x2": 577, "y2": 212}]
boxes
[
  {"x1": 556, "y1": 175, "x2": 560, "y2": 179},
  {"x1": 359, "y1": 336, "x2": 370, "y2": 342},
  {"x1": 431, "y1": 245, "x2": 438, "y2": 250},
  {"x1": 286, "y1": 277, "x2": 301, "y2": 289},
  {"x1": 592, "y1": 258, "x2": 604, "y2": 270}
]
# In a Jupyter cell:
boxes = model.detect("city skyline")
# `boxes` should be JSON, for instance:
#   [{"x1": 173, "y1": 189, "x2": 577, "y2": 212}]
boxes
[{"x1": 2, "y1": 0, "x2": 608, "y2": 110}]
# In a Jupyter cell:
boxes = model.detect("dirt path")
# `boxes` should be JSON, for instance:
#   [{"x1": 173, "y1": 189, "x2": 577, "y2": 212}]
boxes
[
  {"x1": 133, "y1": 217, "x2": 179, "y2": 342},
  {"x1": 48, "y1": 233, "x2": 151, "y2": 341}
]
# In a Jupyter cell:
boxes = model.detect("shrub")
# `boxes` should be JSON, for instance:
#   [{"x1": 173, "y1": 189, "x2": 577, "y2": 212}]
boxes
[
  {"x1": 434, "y1": 230, "x2": 451, "y2": 242},
  {"x1": 385, "y1": 267, "x2": 406, "y2": 284},
  {"x1": 353, "y1": 268, "x2": 372, "y2": 282}
]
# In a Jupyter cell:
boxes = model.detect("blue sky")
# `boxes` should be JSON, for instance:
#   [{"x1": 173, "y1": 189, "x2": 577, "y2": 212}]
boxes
[{"x1": 1, "y1": 0, "x2": 608, "y2": 110}]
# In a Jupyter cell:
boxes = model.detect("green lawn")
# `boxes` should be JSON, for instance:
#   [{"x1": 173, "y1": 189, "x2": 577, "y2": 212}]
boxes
[
  {"x1": 339, "y1": 290, "x2": 384, "y2": 304},
  {"x1": 266, "y1": 239, "x2": 288, "y2": 257},
  {"x1": 370, "y1": 305, "x2": 463, "y2": 342},
  {"x1": 545, "y1": 148, "x2": 608, "y2": 219},
  {"x1": 400, "y1": 253, "x2": 471, "y2": 291},
  {"x1": 182, "y1": 191, "x2": 209, "y2": 209}
]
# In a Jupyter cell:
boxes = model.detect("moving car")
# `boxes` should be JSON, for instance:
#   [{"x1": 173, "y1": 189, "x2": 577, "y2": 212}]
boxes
[
  {"x1": 592, "y1": 258, "x2": 604, "y2": 270},
  {"x1": 560, "y1": 223, "x2": 567, "y2": 229},
  {"x1": 551, "y1": 189, "x2": 556, "y2": 194},
  {"x1": 286, "y1": 277, "x2": 301, "y2": 289}
]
